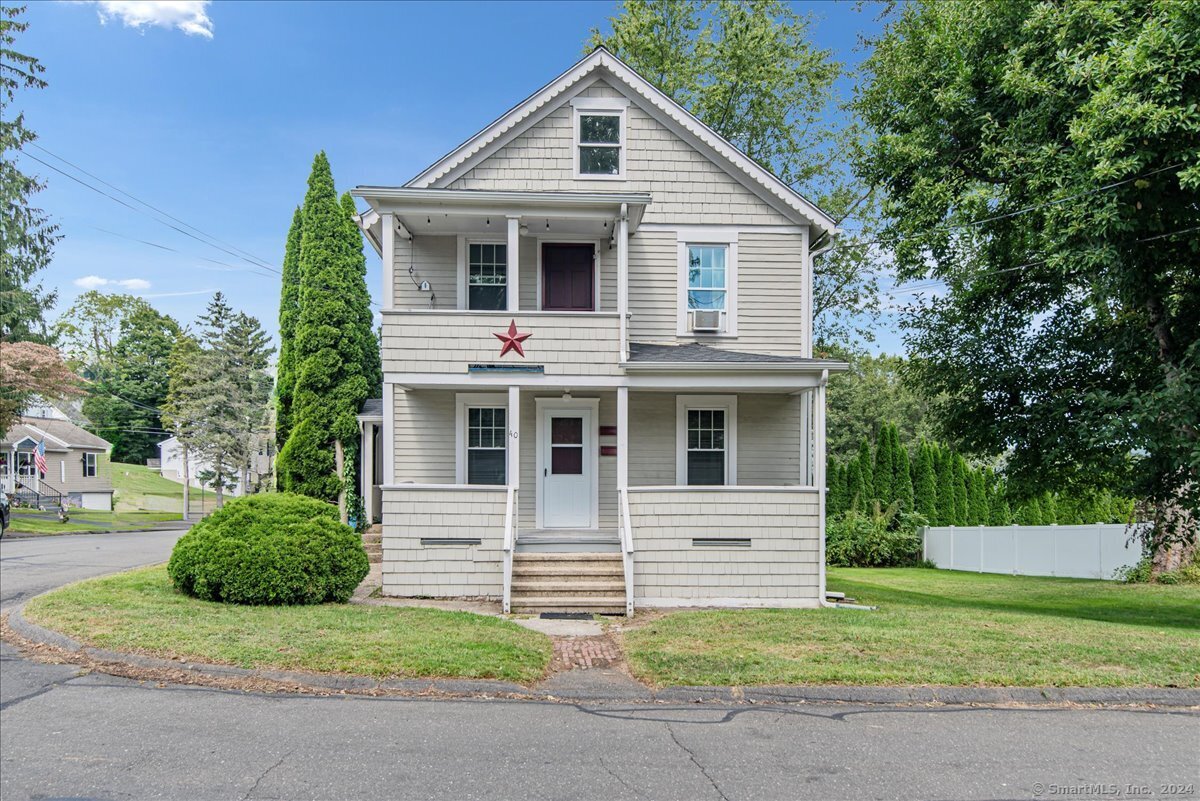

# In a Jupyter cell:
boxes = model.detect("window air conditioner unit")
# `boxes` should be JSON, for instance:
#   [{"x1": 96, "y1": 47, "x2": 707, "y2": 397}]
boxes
[{"x1": 691, "y1": 309, "x2": 722, "y2": 332}]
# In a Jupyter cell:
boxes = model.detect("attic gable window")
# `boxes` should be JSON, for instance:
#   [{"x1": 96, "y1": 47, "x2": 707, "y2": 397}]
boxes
[{"x1": 572, "y1": 98, "x2": 627, "y2": 179}]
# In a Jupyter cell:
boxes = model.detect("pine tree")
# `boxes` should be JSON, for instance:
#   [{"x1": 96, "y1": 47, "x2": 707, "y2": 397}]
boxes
[
  {"x1": 896, "y1": 445, "x2": 914, "y2": 513},
  {"x1": 276, "y1": 153, "x2": 378, "y2": 520},
  {"x1": 857, "y1": 437, "x2": 875, "y2": 504},
  {"x1": 967, "y1": 469, "x2": 987, "y2": 525},
  {"x1": 826, "y1": 455, "x2": 844, "y2": 517},
  {"x1": 275, "y1": 206, "x2": 303, "y2": 450},
  {"x1": 846, "y1": 460, "x2": 865, "y2": 511},
  {"x1": 988, "y1": 486, "x2": 1012, "y2": 525},
  {"x1": 935, "y1": 447, "x2": 956, "y2": 525},
  {"x1": 913, "y1": 441, "x2": 938, "y2": 522},
  {"x1": 1041, "y1": 491, "x2": 1059, "y2": 525}
]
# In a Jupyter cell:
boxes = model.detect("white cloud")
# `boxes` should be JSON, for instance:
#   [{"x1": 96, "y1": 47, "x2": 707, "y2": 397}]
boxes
[
  {"x1": 73, "y1": 275, "x2": 153, "y2": 291},
  {"x1": 92, "y1": 1, "x2": 214, "y2": 39}
]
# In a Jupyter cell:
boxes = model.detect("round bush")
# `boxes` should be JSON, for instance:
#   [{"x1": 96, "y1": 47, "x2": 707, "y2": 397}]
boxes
[{"x1": 167, "y1": 493, "x2": 370, "y2": 605}]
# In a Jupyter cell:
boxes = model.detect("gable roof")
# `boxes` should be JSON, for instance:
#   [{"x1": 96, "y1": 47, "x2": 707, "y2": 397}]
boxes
[
  {"x1": 2, "y1": 417, "x2": 111, "y2": 452},
  {"x1": 406, "y1": 47, "x2": 838, "y2": 237}
]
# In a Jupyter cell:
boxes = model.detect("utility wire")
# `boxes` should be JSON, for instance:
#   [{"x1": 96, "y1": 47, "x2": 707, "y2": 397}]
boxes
[
  {"x1": 88, "y1": 225, "x2": 278, "y2": 280},
  {"x1": 30, "y1": 143, "x2": 281, "y2": 273}
]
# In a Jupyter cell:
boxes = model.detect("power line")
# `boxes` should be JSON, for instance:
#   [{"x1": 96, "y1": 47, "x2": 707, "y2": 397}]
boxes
[
  {"x1": 87, "y1": 225, "x2": 278, "y2": 280},
  {"x1": 30, "y1": 143, "x2": 281, "y2": 273},
  {"x1": 18, "y1": 151, "x2": 282, "y2": 276}
]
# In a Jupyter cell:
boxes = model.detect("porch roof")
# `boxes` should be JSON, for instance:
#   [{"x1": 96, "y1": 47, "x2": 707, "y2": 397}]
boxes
[
  {"x1": 2, "y1": 417, "x2": 110, "y2": 452},
  {"x1": 357, "y1": 397, "x2": 384, "y2": 422},
  {"x1": 625, "y1": 342, "x2": 848, "y2": 373}
]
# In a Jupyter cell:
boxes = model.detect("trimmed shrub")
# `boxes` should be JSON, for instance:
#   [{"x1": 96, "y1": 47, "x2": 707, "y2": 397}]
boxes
[
  {"x1": 826, "y1": 510, "x2": 924, "y2": 567},
  {"x1": 168, "y1": 493, "x2": 369, "y2": 605}
]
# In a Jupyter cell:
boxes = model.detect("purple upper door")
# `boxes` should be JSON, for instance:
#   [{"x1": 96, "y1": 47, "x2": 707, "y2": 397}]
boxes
[{"x1": 542, "y1": 243, "x2": 595, "y2": 311}]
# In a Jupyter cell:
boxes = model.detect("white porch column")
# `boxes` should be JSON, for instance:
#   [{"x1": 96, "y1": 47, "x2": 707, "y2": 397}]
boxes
[
  {"x1": 383, "y1": 384, "x2": 395, "y2": 485},
  {"x1": 507, "y1": 385, "x2": 521, "y2": 488},
  {"x1": 361, "y1": 420, "x2": 375, "y2": 525},
  {"x1": 507, "y1": 216, "x2": 520, "y2": 313},
  {"x1": 616, "y1": 386, "x2": 629, "y2": 490},
  {"x1": 381, "y1": 212, "x2": 395, "y2": 311},
  {"x1": 617, "y1": 205, "x2": 629, "y2": 361},
  {"x1": 815, "y1": 374, "x2": 828, "y2": 601},
  {"x1": 799, "y1": 390, "x2": 812, "y2": 485}
]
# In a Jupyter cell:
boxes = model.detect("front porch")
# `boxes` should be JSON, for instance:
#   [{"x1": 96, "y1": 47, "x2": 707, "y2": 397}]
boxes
[{"x1": 366, "y1": 376, "x2": 830, "y2": 614}]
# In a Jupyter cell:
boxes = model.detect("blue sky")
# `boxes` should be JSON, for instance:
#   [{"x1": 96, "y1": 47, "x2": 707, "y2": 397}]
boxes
[{"x1": 16, "y1": 0, "x2": 897, "y2": 353}]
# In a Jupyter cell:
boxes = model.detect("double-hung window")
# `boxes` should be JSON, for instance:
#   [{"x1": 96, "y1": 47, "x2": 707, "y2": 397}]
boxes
[
  {"x1": 83, "y1": 452, "x2": 97, "y2": 478},
  {"x1": 676, "y1": 396, "x2": 737, "y2": 486},
  {"x1": 467, "y1": 243, "x2": 507, "y2": 310},
  {"x1": 465, "y1": 407, "x2": 506, "y2": 485},
  {"x1": 688, "y1": 244, "x2": 727, "y2": 314}
]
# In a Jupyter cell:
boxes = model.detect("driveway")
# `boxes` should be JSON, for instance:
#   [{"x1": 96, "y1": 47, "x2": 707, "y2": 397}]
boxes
[{"x1": 2, "y1": 530, "x2": 1197, "y2": 801}]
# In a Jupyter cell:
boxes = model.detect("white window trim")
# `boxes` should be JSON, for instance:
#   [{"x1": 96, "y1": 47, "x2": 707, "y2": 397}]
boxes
[
  {"x1": 675, "y1": 395, "x2": 737, "y2": 486},
  {"x1": 456, "y1": 235, "x2": 509, "y2": 311},
  {"x1": 534, "y1": 397, "x2": 600, "y2": 530},
  {"x1": 677, "y1": 230, "x2": 738, "y2": 337},
  {"x1": 535, "y1": 238, "x2": 603, "y2": 312},
  {"x1": 60, "y1": 459, "x2": 65, "y2": 483},
  {"x1": 83, "y1": 452, "x2": 97, "y2": 478},
  {"x1": 455, "y1": 392, "x2": 509, "y2": 484},
  {"x1": 572, "y1": 100, "x2": 627, "y2": 181}
]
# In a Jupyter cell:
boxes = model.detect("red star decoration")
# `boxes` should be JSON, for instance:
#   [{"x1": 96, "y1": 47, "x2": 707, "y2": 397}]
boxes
[{"x1": 493, "y1": 319, "x2": 532, "y2": 358}]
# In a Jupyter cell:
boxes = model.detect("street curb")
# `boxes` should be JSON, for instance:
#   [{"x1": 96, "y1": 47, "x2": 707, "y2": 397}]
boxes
[
  {"x1": 2, "y1": 525, "x2": 191, "y2": 540},
  {"x1": 8, "y1": 604, "x2": 1200, "y2": 708}
]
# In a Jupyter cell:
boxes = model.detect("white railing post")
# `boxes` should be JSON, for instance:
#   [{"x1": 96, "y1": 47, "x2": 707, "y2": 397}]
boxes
[
  {"x1": 619, "y1": 488, "x2": 634, "y2": 617},
  {"x1": 948, "y1": 525, "x2": 955, "y2": 571},
  {"x1": 502, "y1": 486, "x2": 516, "y2": 614},
  {"x1": 506, "y1": 216, "x2": 520, "y2": 313},
  {"x1": 617, "y1": 205, "x2": 629, "y2": 362}
]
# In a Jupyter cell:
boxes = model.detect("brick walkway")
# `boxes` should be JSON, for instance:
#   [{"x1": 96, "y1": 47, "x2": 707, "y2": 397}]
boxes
[{"x1": 550, "y1": 635, "x2": 622, "y2": 671}]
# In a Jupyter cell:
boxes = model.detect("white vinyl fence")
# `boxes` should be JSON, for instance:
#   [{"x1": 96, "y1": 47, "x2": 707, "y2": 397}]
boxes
[{"x1": 922, "y1": 524, "x2": 1148, "y2": 580}]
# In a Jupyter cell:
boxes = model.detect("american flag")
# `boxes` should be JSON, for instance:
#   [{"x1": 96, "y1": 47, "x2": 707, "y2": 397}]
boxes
[{"x1": 34, "y1": 439, "x2": 48, "y2": 477}]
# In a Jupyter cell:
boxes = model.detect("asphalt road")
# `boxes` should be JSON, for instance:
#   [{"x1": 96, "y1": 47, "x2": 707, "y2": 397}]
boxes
[{"x1": 3, "y1": 532, "x2": 1198, "y2": 801}]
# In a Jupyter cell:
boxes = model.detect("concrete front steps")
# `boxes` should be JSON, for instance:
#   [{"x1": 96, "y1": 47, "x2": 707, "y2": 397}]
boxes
[
  {"x1": 362, "y1": 524, "x2": 382, "y2": 565},
  {"x1": 511, "y1": 553, "x2": 626, "y2": 615}
]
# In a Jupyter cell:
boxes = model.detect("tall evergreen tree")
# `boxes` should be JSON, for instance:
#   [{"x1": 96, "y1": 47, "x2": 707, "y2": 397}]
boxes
[
  {"x1": 846, "y1": 460, "x2": 865, "y2": 511},
  {"x1": 277, "y1": 153, "x2": 376, "y2": 521},
  {"x1": 873, "y1": 424, "x2": 895, "y2": 506},
  {"x1": 952, "y1": 454, "x2": 970, "y2": 525},
  {"x1": 966, "y1": 470, "x2": 987, "y2": 525},
  {"x1": 340, "y1": 191, "x2": 381, "y2": 399},
  {"x1": 826, "y1": 455, "x2": 845, "y2": 517},
  {"x1": 275, "y1": 206, "x2": 303, "y2": 450},
  {"x1": 857, "y1": 437, "x2": 874, "y2": 504},
  {"x1": 896, "y1": 445, "x2": 914, "y2": 513},
  {"x1": 935, "y1": 447, "x2": 956, "y2": 526},
  {"x1": 913, "y1": 441, "x2": 938, "y2": 522},
  {"x1": 1041, "y1": 491, "x2": 1059, "y2": 525},
  {"x1": 988, "y1": 485, "x2": 1012, "y2": 526}
]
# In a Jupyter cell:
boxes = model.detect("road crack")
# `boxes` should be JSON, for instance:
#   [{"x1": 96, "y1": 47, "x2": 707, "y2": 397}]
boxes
[
  {"x1": 666, "y1": 722, "x2": 729, "y2": 801},
  {"x1": 242, "y1": 747, "x2": 295, "y2": 801},
  {"x1": 600, "y1": 754, "x2": 646, "y2": 798}
]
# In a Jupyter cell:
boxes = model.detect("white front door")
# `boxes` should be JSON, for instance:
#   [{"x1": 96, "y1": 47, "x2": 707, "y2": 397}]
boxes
[{"x1": 539, "y1": 407, "x2": 594, "y2": 529}]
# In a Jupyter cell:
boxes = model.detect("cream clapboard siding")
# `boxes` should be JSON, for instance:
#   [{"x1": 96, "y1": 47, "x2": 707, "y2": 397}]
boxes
[
  {"x1": 393, "y1": 389, "x2": 456, "y2": 483},
  {"x1": 628, "y1": 393, "x2": 803, "y2": 486},
  {"x1": 627, "y1": 489, "x2": 821, "y2": 605},
  {"x1": 382, "y1": 311, "x2": 622, "y2": 375},
  {"x1": 394, "y1": 235, "x2": 457, "y2": 310},
  {"x1": 517, "y1": 391, "x2": 618, "y2": 531},
  {"x1": 446, "y1": 81, "x2": 794, "y2": 227},
  {"x1": 380, "y1": 488, "x2": 506, "y2": 598},
  {"x1": 42, "y1": 449, "x2": 113, "y2": 496}
]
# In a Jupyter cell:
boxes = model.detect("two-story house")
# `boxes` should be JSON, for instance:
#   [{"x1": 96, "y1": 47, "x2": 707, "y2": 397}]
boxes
[{"x1": 353, "y1": 47, "x2": 846, "y2": 615}]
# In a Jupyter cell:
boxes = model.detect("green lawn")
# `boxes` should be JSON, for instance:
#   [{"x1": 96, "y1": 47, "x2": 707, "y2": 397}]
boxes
[
  {"x1": 111, "y1": 462, "x2": 216, "y2": 513},
  {"x1": 623, "y1": 568, "x2": 1200, "y2": 688},
  {"x1": 23, "y1": 566, "x2": 552, "y2": 683},
  {"x1": 7, "y1": 510, "x2": 182, "y2": 535}
]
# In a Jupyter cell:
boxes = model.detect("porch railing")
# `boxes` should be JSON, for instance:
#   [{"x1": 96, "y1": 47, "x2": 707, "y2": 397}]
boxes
[
  {"x1": 618, "y1": 487, "x2": 635, "y2": 616},
  {"x1": 502, "y1": 486, "x2": 518, "y2": 614},
  {"x1": 11, "y1": 480, "x2": 65, "y2": 510}
]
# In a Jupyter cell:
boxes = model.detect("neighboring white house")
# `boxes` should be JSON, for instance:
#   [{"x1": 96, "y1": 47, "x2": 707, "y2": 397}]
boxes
[
  {"x1": 2, "y1": 410, "x2": 114, "y2": 511},
  {"x1": 353, "y1": 47, "x2": 846, "y2": 615},
  {"x1": 157, "y1": 435, "x2": 273, "y2": 497}
]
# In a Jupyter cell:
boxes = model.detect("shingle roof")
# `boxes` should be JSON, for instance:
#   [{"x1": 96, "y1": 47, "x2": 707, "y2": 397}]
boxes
[
  {"x1": 628, "y1": 342, "x2": 836, "y2": 365},
  {"x1": 2, "y1": 417, "x2": 111, "y2": 451},
  {"x1": 359, "y1": 398, "x2": 384, "y2": 417}
]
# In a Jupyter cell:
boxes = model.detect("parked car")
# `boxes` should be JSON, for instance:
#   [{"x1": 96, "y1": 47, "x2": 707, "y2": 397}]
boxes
[{"x1": 0, "y1": 492, "x2": 10, "y2": 538}]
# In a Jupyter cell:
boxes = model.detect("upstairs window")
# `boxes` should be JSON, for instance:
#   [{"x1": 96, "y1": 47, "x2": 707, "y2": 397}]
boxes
[
  {"x1": 687, "y1": 245, "x2": 728, "y2": 314},
  {"x1": 468, "y1": 243, "x2": 507, "y2": 310},
  {"x1": 574, "y1": 103, "x2": 625, "y2": 178}
]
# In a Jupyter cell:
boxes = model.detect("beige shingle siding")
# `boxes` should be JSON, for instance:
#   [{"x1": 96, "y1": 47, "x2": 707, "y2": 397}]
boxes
[
  {"x1": 446, "y1": 80, "x2": 795, "y2": 227},
  {"x1": 382, "y1": 311, "x2": 623, "y2": 375},
  {"x1": 394, "y1": 234, "x2": 457, "y2": 309},
  {"x1": 381, "y1": 488, "x2": 505, "y2": 598},
  {"x1": 628, "y1": 489, "x2": 821, "y2": 604},
  {"x1": 731, "y1": 232, "x2": 806, "y2": 355},
  {"x1": 627, "y1": 230, "x2": 678, "y2": 343}
]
